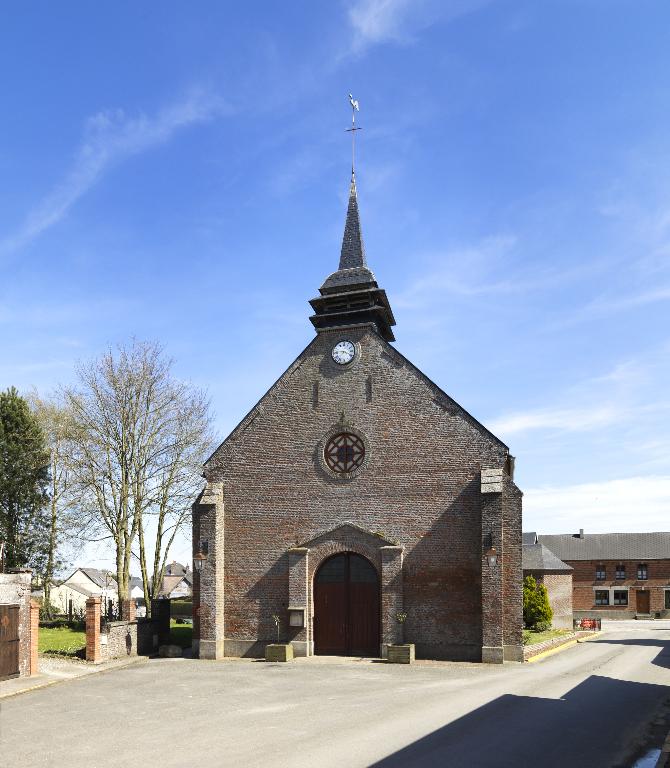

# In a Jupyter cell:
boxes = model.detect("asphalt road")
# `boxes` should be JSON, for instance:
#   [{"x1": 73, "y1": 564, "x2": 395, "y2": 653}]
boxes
[{"x1": 1, "y1": 621, "x2": 669, "y2": 768}]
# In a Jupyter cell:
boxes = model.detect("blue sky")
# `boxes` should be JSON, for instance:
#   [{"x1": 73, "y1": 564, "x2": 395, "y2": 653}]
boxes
[{"x1": 2, "y1": 1, "x2": 669, "y2": 567}]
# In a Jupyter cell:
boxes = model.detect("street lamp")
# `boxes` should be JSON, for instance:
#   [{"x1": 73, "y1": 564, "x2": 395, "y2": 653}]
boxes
[
  {"x1": 194, "y1": 540, "x2": 209, "y2": 573},
  {"x1": 485, "y1": 546, "x2": 499, "y2": 567}
]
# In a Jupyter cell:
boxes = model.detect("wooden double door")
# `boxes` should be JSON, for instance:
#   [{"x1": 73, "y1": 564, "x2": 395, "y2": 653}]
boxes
[
  {"x1": 0, "y1": 604, "x2": 20, "y2": 680},
  {"x1": 314, "y1": 553, "x2": 380, "y2": 657}
]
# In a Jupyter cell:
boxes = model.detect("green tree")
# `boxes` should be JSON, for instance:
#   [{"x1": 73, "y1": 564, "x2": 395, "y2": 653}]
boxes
[
  {"x1": 523, "y1": 575, "x2": 553, "y2": 629},
  {"x1": 0, "y1": 387, "x2": 50, "y2": 570}
]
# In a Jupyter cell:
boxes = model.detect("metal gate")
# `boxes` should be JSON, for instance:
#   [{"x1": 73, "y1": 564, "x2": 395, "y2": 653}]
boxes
[{"x1": 0, "y1": 604, "x2": 20, "y2": 680}]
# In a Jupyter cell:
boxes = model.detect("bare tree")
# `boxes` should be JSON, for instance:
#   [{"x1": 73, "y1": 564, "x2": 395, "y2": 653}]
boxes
[
  {"x1": 29, "y1": 394, "x2": 81, "y2": 615},
  {"x1": 64, "y1": 340, "x2": 212, "y2": 607}
]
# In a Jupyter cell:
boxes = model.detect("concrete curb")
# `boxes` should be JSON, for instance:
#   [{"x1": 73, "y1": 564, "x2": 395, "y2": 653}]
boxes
[
  {"x1": 525, "y1": 631, "x2": 603, "y2": 663},
  {"x1": 0, "y1": 654, "x2": 149, "y2": 701}
]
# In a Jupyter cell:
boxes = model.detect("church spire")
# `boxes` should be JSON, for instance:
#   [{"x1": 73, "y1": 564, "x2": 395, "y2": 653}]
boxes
[
  {"x1": 338, "y1": 172, "x2": 367, "y2": 271},
  {"x1": 308, "y1": 95, "x2": 396, "y2": 342}
]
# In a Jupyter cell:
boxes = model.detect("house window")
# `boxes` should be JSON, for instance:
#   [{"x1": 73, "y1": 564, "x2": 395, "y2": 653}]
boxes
[
  {"x1": 595, "y1": 565, "x2": 606, "y2": 581},
  {"x1": 595, "y1": 590, "x2": 610, "y2": 606},
  {"x1": 613, "y1": 591, "x2": 628, "y2": 606},
  {"x1": 637, "y1": 564, "x2": 648, "y2": 580},
  {"x1": 665, "y1": 591, "x2": 670, "y2": 610},
  {"x1": 615, "y1": 564, "x2": 625, "y2": 580}
]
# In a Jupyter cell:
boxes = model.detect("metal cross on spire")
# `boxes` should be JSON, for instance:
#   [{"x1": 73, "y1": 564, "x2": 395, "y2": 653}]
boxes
[{"x1": 346, "y1": 93, "x2": 361, "y2": 174}]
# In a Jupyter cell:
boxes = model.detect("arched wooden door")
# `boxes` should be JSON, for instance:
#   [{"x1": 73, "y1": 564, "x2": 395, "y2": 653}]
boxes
[{"x1": 313, "y1": 553, "x2": 380, "y2": 656}]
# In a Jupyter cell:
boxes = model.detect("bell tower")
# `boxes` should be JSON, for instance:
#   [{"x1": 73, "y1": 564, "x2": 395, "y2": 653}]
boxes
[{"x1": 309, "y1": 172, "x2": 396, "y2": 341}]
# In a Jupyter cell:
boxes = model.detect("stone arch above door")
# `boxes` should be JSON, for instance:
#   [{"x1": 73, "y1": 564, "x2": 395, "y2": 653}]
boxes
[
  {"x1": 288, "y1": 523, "x2": 404, "y2": 658},
  {"x1": 297, "y1": 522, "x2": 397, "y2": 581}
]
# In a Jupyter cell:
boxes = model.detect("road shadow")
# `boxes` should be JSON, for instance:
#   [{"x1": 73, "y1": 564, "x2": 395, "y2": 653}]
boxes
[
  {"x1": 368, "y1": 675, "x2": 670, "y2": 768},
  {"x1": 592, "y1": 637, "x2": 670, "y2": 670}
]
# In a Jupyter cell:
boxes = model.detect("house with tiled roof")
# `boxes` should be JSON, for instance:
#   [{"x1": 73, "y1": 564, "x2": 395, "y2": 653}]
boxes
[
  {"x1": 537, "y1": 530, "x2": 670, "y2": 619},
  {"x1": 49, "y1": 567, "x2": 118, "y2": 616}
]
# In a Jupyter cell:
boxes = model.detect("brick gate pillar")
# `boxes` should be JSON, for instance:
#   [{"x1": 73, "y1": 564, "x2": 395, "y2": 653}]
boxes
[
  {"x1": 85, "y1": 596, "x2": 102, "y2": 664},
  {"x1": 288, "y1": 547, "x2": 310, "y2": 656},
  {"x1": 380, "y1": 545, "x2": 404, "y2": 659},
  {"x1": 193, "y1": 482, "x2": 225, "y2": 660},
  {"x1": 30, "y1": 599, "x2": 40, "y2": 675},
  {"x1": 121, "y1": 598, "x2": 136, "y2": 622}
]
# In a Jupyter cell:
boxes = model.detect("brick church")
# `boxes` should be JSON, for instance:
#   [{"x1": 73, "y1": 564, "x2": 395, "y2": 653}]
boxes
[{"x1": 193, "y1": 172, "x2": 523, "y2": 663}]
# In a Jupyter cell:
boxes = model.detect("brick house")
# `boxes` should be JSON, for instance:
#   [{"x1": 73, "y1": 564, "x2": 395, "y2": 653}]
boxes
[
  {"x1": 522, "y1": 532, "x2": 573, "y2": 629},
  {"x1": 538, "y1": 530, "x2": 670, "y2": 619},
  {"x1": 193, "y1": 172, "x2": 523, "y2": 663}
]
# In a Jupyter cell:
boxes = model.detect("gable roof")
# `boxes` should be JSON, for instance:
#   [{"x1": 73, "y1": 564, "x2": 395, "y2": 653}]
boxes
[
  {"x1": 158, "y1": 575, "x2": 191, "y2": 598},
  {"x1": 63, "y1": 567, "x2": 116, "y2": 589},
  {"x1": 377, "y1": 339, "x2": 510, "y2": 452},
  {"x1": 538, "y1": 532, "x2": 670, "y2": 561},
  {"x1": 522, "y1": 543, "x2": 572, "y2": 573},
  {"x1": 205, "y1": 335, "x2": 510, "y2": 474}
]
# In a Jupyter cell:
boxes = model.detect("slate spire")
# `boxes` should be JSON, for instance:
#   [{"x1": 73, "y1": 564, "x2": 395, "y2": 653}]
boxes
[
  {"x1": 338, "y1": 172, "x2": 367, "y2": 270},
  {"x1": 309, "y1": 171, "x2": 396, "y2": 342}
]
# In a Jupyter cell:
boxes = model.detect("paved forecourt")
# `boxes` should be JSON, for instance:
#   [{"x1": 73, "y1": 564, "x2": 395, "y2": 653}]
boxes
[{"x1": 1, "y1": 621, "x2": 670, "y2": 768}]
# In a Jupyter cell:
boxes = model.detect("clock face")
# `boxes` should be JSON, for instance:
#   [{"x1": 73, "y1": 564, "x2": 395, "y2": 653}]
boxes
[{"x1": 331, "y1": 340, "x2": 356, "y2": 365}]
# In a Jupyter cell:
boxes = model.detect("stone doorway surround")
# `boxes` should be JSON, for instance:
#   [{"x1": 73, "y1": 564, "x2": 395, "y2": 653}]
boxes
[{"x1": 289, "y1": 523, "x2": 403, "y2": 658}]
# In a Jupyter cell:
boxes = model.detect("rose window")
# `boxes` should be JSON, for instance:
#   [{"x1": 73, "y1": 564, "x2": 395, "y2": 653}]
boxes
[{"x1": 324, "y1": 432, "x2": 365, "y2": 474}]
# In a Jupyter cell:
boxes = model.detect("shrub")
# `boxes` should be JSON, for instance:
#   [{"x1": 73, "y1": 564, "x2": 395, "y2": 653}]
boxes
[
  {"x1": 523, "y1": 575, "x2": 553, "y2": 629},
  {"x1": 170, "y1": 600, "x2": 192, "y2": 618},
  {"x1": 533, "y1": 620, "x2": 552, "y2": 633}
]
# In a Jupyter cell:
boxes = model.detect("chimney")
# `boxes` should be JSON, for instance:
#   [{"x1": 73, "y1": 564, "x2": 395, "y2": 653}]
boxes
[{"x1": 579, "y1": 529, "x2": 584, "y2": 539}]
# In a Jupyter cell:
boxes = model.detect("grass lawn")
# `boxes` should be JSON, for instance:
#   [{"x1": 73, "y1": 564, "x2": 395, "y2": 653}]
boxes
[
  {"x1": 522, "y1": 628, "x2": 573, "y2": 646},
  {"x1": 39, "y1": 626, "x2": 86, "y2": 658},
  {"x1": 170, "y1": 619, "x2": 193, "y2": 649}
]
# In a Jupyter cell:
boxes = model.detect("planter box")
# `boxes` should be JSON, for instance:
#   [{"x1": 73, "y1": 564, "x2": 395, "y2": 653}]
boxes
[
  {"x1": 265, "y1": 644, "x2": 294, "y2": 662},
  {"x1": 387, "y1": 644, "x2": 415, "y2": 664}
]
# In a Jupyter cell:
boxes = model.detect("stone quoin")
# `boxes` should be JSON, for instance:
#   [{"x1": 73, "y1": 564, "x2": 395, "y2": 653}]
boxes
[{"x1": 192, "y1": 170, "x2": 523, "y2": 662}]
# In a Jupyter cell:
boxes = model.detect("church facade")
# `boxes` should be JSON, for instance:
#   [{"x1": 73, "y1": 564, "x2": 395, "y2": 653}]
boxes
[{"x1": 193, "y1": 174, "x2": 523, "y2": 663}]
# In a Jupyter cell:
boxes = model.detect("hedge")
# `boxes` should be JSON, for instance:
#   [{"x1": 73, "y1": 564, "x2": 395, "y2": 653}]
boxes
[{"x1": 170, "y1": 600, "x2": 193, "y2": 618}]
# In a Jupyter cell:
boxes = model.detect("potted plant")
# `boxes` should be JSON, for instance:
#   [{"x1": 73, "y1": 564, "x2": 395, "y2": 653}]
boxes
[
  {"x1": 387, "y1": 611, "x2": 415, "y2": 664},
  {"x1": 265, "y1": 614, "x2": 294, "y2": 662}
]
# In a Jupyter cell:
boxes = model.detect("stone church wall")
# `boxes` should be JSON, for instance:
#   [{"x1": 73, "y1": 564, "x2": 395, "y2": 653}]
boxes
[{"x1": 197, "y1": 325, "x2": 522, "y2": 661}]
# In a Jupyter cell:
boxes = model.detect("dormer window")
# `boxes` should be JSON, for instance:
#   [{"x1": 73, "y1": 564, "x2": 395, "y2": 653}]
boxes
[{"x1": 595, "y1": 565, "x2": 606, "y2": 581}]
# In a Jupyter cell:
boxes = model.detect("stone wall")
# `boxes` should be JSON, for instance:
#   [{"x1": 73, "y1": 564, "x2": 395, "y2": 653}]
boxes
[
  {"x1": 0, "y1": 571, "x2": 33, "y2": 677},
  {"x1": 195, "y1": 326, "x2": 522, "y2": 662},
  {"x1": 86, "y1": 597, "x2": 171, "y2": 663}
]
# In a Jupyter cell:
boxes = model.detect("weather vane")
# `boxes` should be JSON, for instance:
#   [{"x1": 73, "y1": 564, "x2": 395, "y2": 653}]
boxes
[{"x1": 347, "y1": 93, "x2": 361, "y2": 174}]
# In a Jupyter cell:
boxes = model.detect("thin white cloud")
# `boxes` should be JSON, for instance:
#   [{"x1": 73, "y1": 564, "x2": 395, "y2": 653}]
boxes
[
  {"x1": 0, "y1": 89, "x2": 228, "y2": 256},
  {"x1": 524, "y1": 475, "x2": 670, "y2": 534},
  {"x1": 347, "y1": 0, "x2": 493, "y2": 52},
  {"x1": 488, "y1": 351, "x2": 670, "y2": 438},
  {"x1": 489, "y1": 405, "x2": 625, "y2": 436}
]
